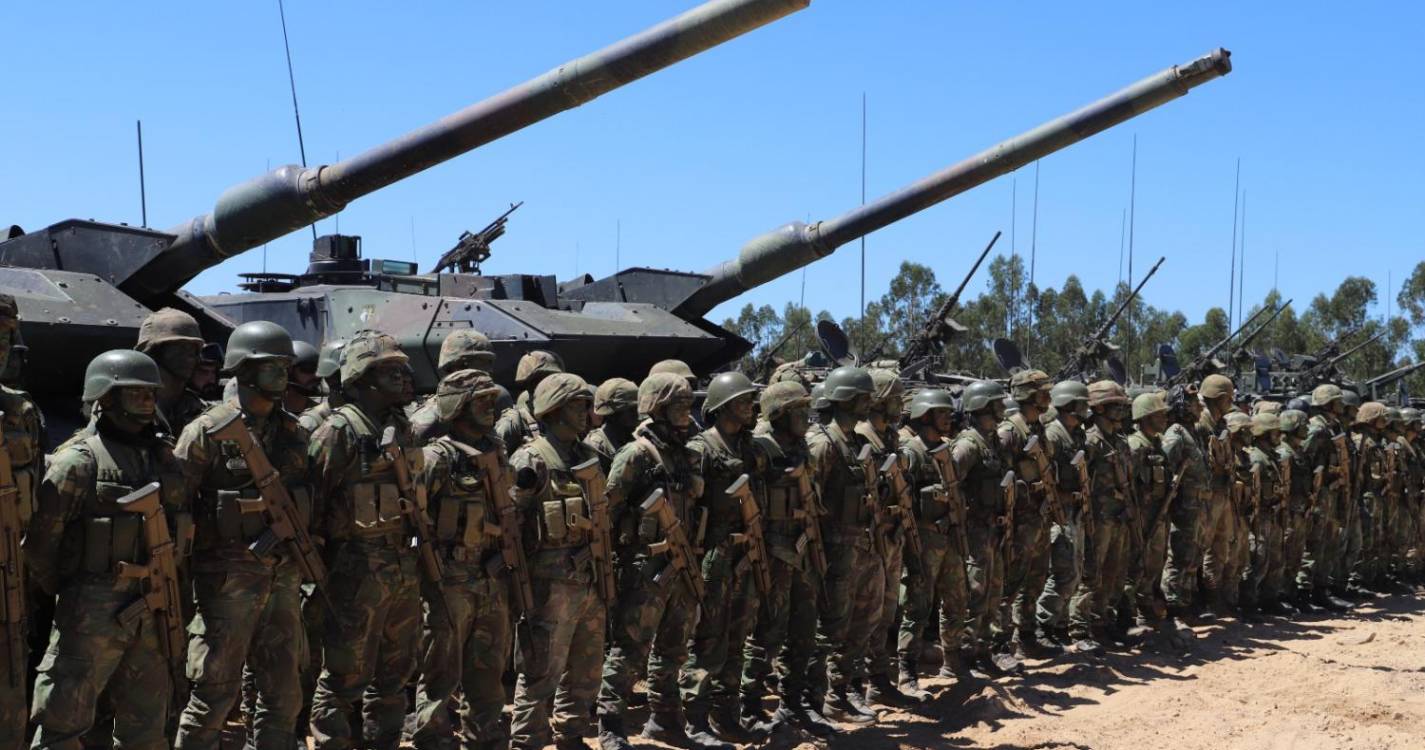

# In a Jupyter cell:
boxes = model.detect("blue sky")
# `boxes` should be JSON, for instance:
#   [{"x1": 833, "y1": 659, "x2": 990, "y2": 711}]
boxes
[{"x1": 4, "y1": 2, "x2": 1421, "y2": 330}]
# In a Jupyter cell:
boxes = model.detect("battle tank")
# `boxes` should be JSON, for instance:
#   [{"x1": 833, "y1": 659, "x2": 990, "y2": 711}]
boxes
[
  {"x1": 0, "y1": 0, "x2": 811, "y2": 435},
  {"x1": 205, "y1": 49, "x2": 1233, "y2": 392}
]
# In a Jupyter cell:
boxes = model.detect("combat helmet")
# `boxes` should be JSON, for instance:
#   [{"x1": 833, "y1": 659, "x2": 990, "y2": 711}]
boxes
[
  {"x1": 649, "y1": 359, "x2": 696, "y2": 385},
  {"x1": 1311, "y1": 383, "x2": 1343, "y2": 407},
  {"x1": 223, "y1": 321, "x2": 295, "y2": 371},
  {"x1": 515, "y1": 350, "x2": 564, "y2": 386},
  {"x1": 83, "y1": 350, "x2": 162, "y2": 402},
  {"x1": 434, "y1": 368, "x2": 503, "y2": 421},
  {"x1": 1009, "y1": 369, "x2": 1051, "y2": 402},
  {"x1": 1354, "y1": 401, "x2": 1387, "y2": 427},
  {"x1": 291, "y1": 340, "x2": 319, "y2": 372},
  {"x1": 639, "y1": 372, "x2": 693, "y2": 419},
  {"x1": 1050, "y1": 381, "x2": 1089, "y2": 408},
  {"x1": 961, "y1": 380, "x2": 1006, "y2": 413},
  {"x1": 1279, "y1": 409, "x2": 1308, "y2": 435},
  {"x1": 341, "y1": 330, "x2": 408, "y2": 384},
  {"x1": 1250, "y1": 412, "x2": 1280, "y2": 437},
  {"x1": 822, "y1": 366, "x2": 874, "y2": 403},
  {"x1": 135, "y1": 307, "x2": 203, "y2": 353},
  {"x1": 1225, "y1": 411, "x2": 1251, "y2": 435},
  {"x1": 760, "y1": 381, "x2": 810, "y2": 422},
  {"x1": 1132, "y1": 391, "x2": 1168, "y2": 421},
  {"x1": 1200, "y1": 374, "x2": 1235, "y2": 401},
  {"x1": 594, "y1": 378, "x2": 638, "y2": 417},
  {"x1": 907, "y1": 389, "x2": 955, "y2": 421},
  {"x1": 703, "y1": 371, "x2": 757, "y2": 418},
  {"x1": 316, "y1": 339, "x2": 347, "y2": 380},
  {"x1": 1087, "y1": 380, "x2": 1130, "y2": 407},
  {"x1": 439, "y1": 330, "x2": 496, "y2": 374},
  {"x1": 532, "y1": 373, "x2": 590, "y2": 419}
]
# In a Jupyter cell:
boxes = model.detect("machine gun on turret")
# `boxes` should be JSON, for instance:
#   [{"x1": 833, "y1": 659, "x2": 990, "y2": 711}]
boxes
[
  {"x1": 431, "y1": 202, "x2": 523, "y2": 274},
  {"x1": 1300, "y1": 330, "x2": 1384, "y2": 386},
  {"x1": 897, "y1": 231, "x2": 999, "y2": 370},
  {"x1": 1162, "y1": 302, "x2": 1275, "y2": 386},
  {"x1": 1055, "y1": 256, "x2": 1165, "y2": 382},
  {"x1": 1361, "y1": 361, "x2": 1425, "y2": 403},
  {"x1": 1224, "y1": 298, "x2": 1291, "y2": 368}
]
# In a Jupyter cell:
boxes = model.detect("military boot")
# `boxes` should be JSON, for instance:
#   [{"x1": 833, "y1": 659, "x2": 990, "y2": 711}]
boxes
[
  {"x1": 558, "y1": 735, "x2": 593, "y2": 750},
  {"x1": 865, "y1": 673, "x2": 910, "y2": 708},
  {"x1": 845, "y1": 680, "x2": 882, "y2": 719},
  {"x1": 1313, "y1": 590, "x2": 1350, "y2": 612},
  {"x1": 1015, "y1": 629, "x2": 1060, "y2": 659},
  {"x1": 821, "y1": 687, "x2": 875, "y2": 726},
  {"x1": 896, "y1": 657, "x2": 931, "y2": 702},
  {"x1": 978, "y1": 649, "x2": 1024, "y2": 676},
  {"x1": 596, "y1": 715, "x2": 633, "y2": 750},
  {"x1": 707, "y1": 701, "x2": 763, "y2": 743},
  {"x1": 783, "y1": 692, "x2": 838, "y2": 737},
  {"x1": 681, "y1": 707, "x2": 736, "y2": 750},
  {"x1": 937, "y1": 648, "x2": 970, "y2": 679}
]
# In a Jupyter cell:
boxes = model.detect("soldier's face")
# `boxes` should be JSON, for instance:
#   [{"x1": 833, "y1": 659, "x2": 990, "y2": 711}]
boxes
[
  {"x1": 1141, "y1": 412, "x2": 1168, "y2": 436},
  {"x1": 727, "y1": 393, "x2": 756, "y2": 429},
  {"x1": 155, "y1": 341, "x2": 200, "y2": 381},
  {"x1": 665, "y1": 397, "x2": 694, "y2": 430},
  {"x1": 371, "y1": 362, "x2": 415, "y2": 405},
  {"x1": 467, "y1": 392, "x2": 498, "y2": 428},
  {"x1": 848, "y1": 393, "x2": 872, "y2": 419},
  {"x1": 782, "y1": 405, "x2": 810, "y2": 436},
  {"x1": 560, "y1": 397, "x2": 591, "y2": 433},
  {"x1": 1033, "y1": 389, "x2": 1051, "y2": 412},
  {"x1": 249, "y1": 359, "x2": 290, "y2": 397},
  {"x1": 117, "y1": 386, "x2": 158, "y2": 424},
  {"x1": 931, "y1": 407, "x2": 953, "y2": 435}
]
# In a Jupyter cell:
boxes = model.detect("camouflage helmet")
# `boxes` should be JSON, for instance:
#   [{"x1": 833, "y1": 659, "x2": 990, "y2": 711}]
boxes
[
  {"x1": 639, "y1": 372, "x2": 693, "y2": 419},
  {"x1": 0, "y1": 294, "x2": 18, "y2": 332},
  {"x1": 1311, "y1": 383, "x2": 1343, "y2": 407},
  {"x1": 135, "y1": 307, "x2": 203, "y2": 353},
  {"x1": 1009, "y1": 369, "x2": 1051, "y2": 401},
  {"x1": 703, "y1": 371, "x2": 758, "y2": 417},
  {"x1": 316, "y1": 339, "x2": 346, "y2": 379},
  {"x1": 1050, "y1": 380, "x2": 1090, "y2": 409},
  {"x1": 1225, "y1": 411, "x2": 1252, "y2": 434},
  {"x1": 1341, "y1": 389, "x2": 1361, "y2": 408},
  {"x1": 341, "y1": 330, "x2": 408, "y2": 384},
  {"x1": 1384, "y1": 406, "x2": 1403, "y2": 428},
  {"x1": 1131, "y1": 391, "x2": 1168, "y2": 421},
  {"x1": 434, "y1": 368, "x2": 503, "y2": 421},
  {"x1": 908, "y1": 388, "x2": 955, "y2": 421},
  {"x1": 1250, "y1": 412, "x2": 1281, "y2": 437},
  {"x1": 822, "y1": 366, "x2": 874, "y2": 403},
  {"x1": 83, "y1": 349, "x2": 162, "y2": 402},
  {"x1": 1200, "y1": 374, "x2": 1235, "y2": 401},
  {"x1": 760, "y1": 381, "x2": 811, "y2": 422},
  {"x1": 291, "y1": 340, "x2": 319, "y2": 372},
  {"x1": 868, "y1": 368, "x2": 902, "y2": 402},
  {"x1": 649, "y1": 359, "x2": 696, "y2": 383},
  {"x1": 1355, "y1": 401, "x2": 1388, "y2": 426},
  {"x1": 1087, "y1": 380, "x2": 1130, "y2": 407},
  {"x1": 223, "y1": 320, "x2": 294, "y2": 371},
  {"x1": 768, "y1": 361, "x2": 812, "y2": 390},
  {"x1": 532, "y1": 373, "x2": 591, "y2": 419},
  {"x1": 1252, "y1": 400, "x2": 1282, "y2": 416},
  {"x1": 593, "y1": 377, "x2": 638, "y2": 416},
  {"x1": 438, "y1": 329, "x2": 496, "y2": 374},
  {"x1": 1279, "y1": 409, "x2": 1308, "y2": 434},
  {"x1": 961, "y1": 380, "x2": 1006, "y2": 413},
  {"x1": 515, "y1": 350, "x2": 564, "y2": 385}
]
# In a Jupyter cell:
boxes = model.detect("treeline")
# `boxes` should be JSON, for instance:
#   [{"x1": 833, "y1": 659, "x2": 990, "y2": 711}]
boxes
[{"x1": 724, "y1": 255, "x2": 1425, "y2": 394}]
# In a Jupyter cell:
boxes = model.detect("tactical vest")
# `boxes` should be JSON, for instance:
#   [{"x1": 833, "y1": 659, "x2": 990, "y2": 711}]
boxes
[
  {"x1": 1163, "y1": 422, "x2": 1208, "y2": 509},
  {"x1": 527, "y1": 436, "x2": 594, "y2": 551},
  {"x1": 956, "y1": 427, "x2": 1005, "y2": 522},
  {"x1": 1357, "y1": 433, "x2": 1386, "y2": 500},
  {"x1": 427, "y1": 437, "x2": 500, "y2": 563},
  {"x1": 902, "y1": 434, "x2": 952, "y2": 527},
  {"x1": 1085, "y1": 426, "x2": 1128, "y2": 517},
  {"x1": 1248, "y1": 445, "x2": 1282, "y2": 511},
  {"x1": 622, "y1": 431, "x2": 699, "y2": 551},
  {"x1": 75, "y1": 432, "x2": 187, "y2": 578},
  {"x1": 695, "y1": 427, "x2": 762, "y2": 546},
  {"x1": 1197, "y1": 412, "x2": 1232, "y2": 494},
  {"x1": 192, "y1": 403, "x2": 311, "y2": 554},
  {"x1": 811, "y1": 422, "x2": 870, "y2": 530},
  {"x1": 1001, "y1": 414, "x2": 1044, "y2": 514},
  {"x1": 752, "y1": 432, "x2": 810, "y2": 533},
  {"x1": 332, "y1": 404, "x2": 408, "y2": 542},
  {"x1": 1, "y1": 388, "x2": 40, "y2": 525},
  {"x1": 1128, "y1": 431, "x2": 1168, "y2": 516}
]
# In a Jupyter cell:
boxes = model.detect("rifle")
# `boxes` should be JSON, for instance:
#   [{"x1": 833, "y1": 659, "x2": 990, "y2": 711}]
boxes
[
  {"x1": 880, "y1": 454, "x2": 923, "y2": 559},
  {"x1": 1146, "y1": 469, "x2": 1186, "y2": 539},
  {"x1": 727, "y1": 474, "x2": 772, "y2": 596},
  {"x1": 855, "y1": 445, "x2": 890, "y2": 560},
  {"x1": 115, "y1": 482, "x2": 187, "y2": 688},
  {"x1": 1022, "y1": 434, "x2": 1068, "y2": 526},
  {"x1": 925, "y1": 441, "x2": 969, "y2": 560},
  {"x1": 429, "y1": 201, "x2": 523, "y2": 274},
  {"x1": 750, "y1": 320, "x2": 808, "y2": 380},
  {"x1": 571, "y1": 458, "x2": 617, "y2": 603},
  {"x1": 207, "y1": 412, "x2": 333, "y2": 616},
  {"x1": 0, "y1": 425, "x2": 23, "y2": 688},
  {"x1": 1071, "y1": 449, "x2": 1093, "y2": 537},
  {"x1": 1056, "y1": 256, "x2": 1164, "y2": 381},
  {"x1": 997, "y1": 471, "x2": 1017, "y2": 557},
  {"x1": 381, "y1": 426, "x2": 457, "y2": 630},
  {"x1": 1332, "y1": 432, "x2": 1352, "y2": 523},
  {"x1": 899, "y1": 231, "x2": 1001, "y2": 368},
  {"x1": 640, "y1": 488, "x2": 706, "y2": 601},
  {"x1": 1248, "y1": 461, "x2": 1263, "y2": 522},
  {"x1": 470, "y1": 448, "x2": 533, "y2": 617},
  {"x1": 788, "y1": 465, "x2": 829, "y2": 578}
]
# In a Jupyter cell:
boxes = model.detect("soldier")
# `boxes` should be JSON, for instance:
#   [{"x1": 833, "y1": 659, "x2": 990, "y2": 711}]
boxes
[
  {"x1": 1350, "y1": 401, "x2": 1390, "y2": 591},
  {"x1": 1276, "y1": 409, "x2": 1315, "y2": 609},
  {"x1": 597, "y1": 373, "x2": 719, "y2": 750},
  {"x1": 299, "y1": 340, "x2": 346, "y2": 434},
  {"x1": 506, "y1": 374, "x2": 606, "y2": 750},
  {"x1": 1382, "y1": 408, "x2": 1409, "y2": 583},
  {"x1": 189, "y1": 343, "x2": 224, "y2": 402},
  {"x1": 858, "y1": 368, "x2": 913, "y2": 706},
  {"x1": 1124, "y1": 391, "x2": 1176, "y2": 639},
  {"x1": 1035, "y1": 381, "x2": 1091, "y2": 647},
  {"x1": 284, "y1": 340, "x2": 322, "y2": 415},
  {"x1": 411, "y1": 370, "x2": 513, "y2": 750},
  {"x1": 1298, "y1": 384, "x2": 1352, "y2": 611},
  {"x1": 805, "y1": 366, "x2": 881, "y2": 724},
  {"x1": 649, "y1": 360, "x2": 702, "y2": 429},
  {"x1": 1066, "y1": 381, "x2": 1133, "y2": 652},
  {"x1": 584, "y1": 378, "x2": 639, "y2": 474},
  {"x1": 307, "y1": 330, "x2": 424, "y2": 750},
  {"x1": 172, "y1": 321, "x2": 310, "y2": 750},
  {"x1": 27, "y1": 350, "x2": 188, "y2": 750},
  {"x1": 1399, "y1": 408, "x2": 1425, "y2": 582},
  {"x1": 497, "y1": 351, "x2": 563, "y2": 455},
  {"x1": 1161, "y1": 384, "x2": 1210, "y2": 620},
  {"x1": 740, "y1": 381, "x2": 835, "y2": 737},
  {"x1": 950, "y1": 380, "x2": 1022, "y2": 672},
  {"x1": 897, "y1": 389, "x2": 970, "y2": 692},
  {"x1": 134, "y1": 307, "x2": 210, "y2": 436},
  {"x1": 996, "y1": 370, "x2": 1055, "y2": 658},
  {"x1": 1240, "y1": 412, "x2": 1287, "y2": 617},
  {"x1": 1336, "y1": 389, "x2": 1365, "y2": 595},
  {"x1": 682, "y1": 372, "x2": 767, "y2": 742},
  {"x1": 411, "y1": 330, "x2": 497, "y2": 445},
  {"x1": 1196, "y1": 374, "x2": 1240, "y2": 617}
]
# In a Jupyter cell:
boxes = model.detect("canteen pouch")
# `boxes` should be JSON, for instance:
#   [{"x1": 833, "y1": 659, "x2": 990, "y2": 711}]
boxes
[
  {"x1": 82, "y1": 518, "x2": 114, "y2": 574},
  {"x1": 541, "y1": 499, "x2": 568, "y2": 542}
]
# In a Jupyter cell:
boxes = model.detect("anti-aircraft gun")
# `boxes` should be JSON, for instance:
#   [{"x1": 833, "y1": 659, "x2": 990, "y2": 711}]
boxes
[
  {"x1": 1359, "y1": 361, "x2": 1425, "y2": 405},
  {"x1": 0, "y1": 0, "x2": 811, "y2": 432},
  {"x1": 1052, "y1": 256, "x2": 1166, "y2": 384},
  {"x1": 1158, "y1": 302, "x2": 1274, "y2": 387}
]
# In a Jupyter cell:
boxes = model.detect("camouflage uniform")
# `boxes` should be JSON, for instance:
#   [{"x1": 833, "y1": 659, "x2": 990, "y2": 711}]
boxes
[
  {"x1": 1277, "y1": 424, "x2": 1315, "y2": 597},
  {"x1": 412, "y1": 433, "x2": 512, "y2": 750},
  {"x1": 584, "y1": 423, "x2": 633, "y2": 477},
  {"x1": 1351, "y1": 416, "x2": 1388, "y2": 588},
  {"x1": 173, "y1": 398, "x2": 311, "y2": 750},
  {"x1": 1067, "y1": 421, "x2": 1132, "y2": 642},
  {"x1": 496, "y1": 402, "x2": 539, "y2": 457},
  {"x1": 896, "y1": 431, "x2": 968, "y2": 675},
  {"x1": 1035, "y1": 416, "x2": 1086, "y2": 635},
  {"x1": 1, "y1": 379, "x2": 43, "y2": 750},
  {"x1": 307, "y1": 404, "x2": 424, "y2": 750},
  {"x1": 26, "y1": 424, "x2": 187, "y2": 750},
  {"x1": 1396, "y1": 430, "x2": 1423, "y2": 578},
  {"x1": 1242, "y1": 430, "x2": 1286, "y2": 610},
  {"x1": 949, "y1": 424, "x2": 1009, "y2": 655},
  {"x1": 1196, "y1": 408, "x2": 1240, "y2": 608},
  {"x1": 997, "y1": 412, "x2": 1051, "y2": 644},
  {"x1": 855, "y1": 418, "x2": 905, "y2": 690},
  {"x1": 1161, "y1": 419, "x2": 1208, "y2": 610},
  {"x1": 1125, "y1": 422, "x2": 1171, "y2": 624},
  {"x1": 409, "y1": 399, "x2": 447, "y2": 446}
]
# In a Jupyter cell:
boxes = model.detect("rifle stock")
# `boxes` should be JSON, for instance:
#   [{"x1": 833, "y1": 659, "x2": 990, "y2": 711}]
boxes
[
  {"x1": 640, "y1": 488, "x2": 706, "y2": 600},
  {"x1": 727, "y1": 473, "x2": 773, "y2": 595},
  {"x1": 0, "y1": 424, "x2": 23, "y2": 688},
  {"x1": 382, "y1": 427, "x2": 457, "y2": 630},
  {"x1": 572, "y1": 458, "x2": 617, "y2": 603},
  {"x1": 115, "y1": 482, "x2": 186, "y2": 688}
]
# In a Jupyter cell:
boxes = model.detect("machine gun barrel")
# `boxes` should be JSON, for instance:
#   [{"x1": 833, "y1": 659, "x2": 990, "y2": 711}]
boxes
[
  {"x1": 117, "y1": 0, "x2": 810, "y2": 303},
  {"x1": 677, "y1": 48, "x2": 1232, "y2": 317},
  {"x1": 1055, "y1": 255, "x2": 1164, "y2": 380},
  {"x1": 1326, "y1": 331, "x2": 1384, "y2": 368},
  {"x1": 1363, "y1": 361, "x2": 1425, "y2": 394},
  {"x1": 1226, "y1": 299, "x2": 1292, "y2": 362},
  {"x1": 899, "y1": 231, "x2": 999, "y2": 366}
]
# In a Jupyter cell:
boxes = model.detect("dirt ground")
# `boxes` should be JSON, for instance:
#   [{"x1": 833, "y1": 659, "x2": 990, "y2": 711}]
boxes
[{"x1": 748, "y1": 590, "x2": 1425, "y2": 750}]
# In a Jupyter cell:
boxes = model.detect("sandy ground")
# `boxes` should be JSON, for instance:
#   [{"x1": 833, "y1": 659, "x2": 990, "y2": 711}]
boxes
[{"x1": 753, "y1": 591, "x2": 1425, "y2": 750}]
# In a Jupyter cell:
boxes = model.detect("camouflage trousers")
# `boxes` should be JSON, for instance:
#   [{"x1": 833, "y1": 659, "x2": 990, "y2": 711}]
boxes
[
  {"x1": 598, "y1": 553, "x2": 697, "y2": 717},
  {"x1": 866, "y1": 533, "x2": 904, "y2": 681},
  {"x1": 1125, "y1": 519, "x2": 1169, "y2": 623},
  {"x1": 1161, "y1": 499, "x2": 1202, "y2": 610},
  {"x1": 1298, "y1": 513, "x2": 1338, "y2": 593},
  {"x1": 1353, "y1": 498, "x2": 1383, "y2": 585},
  {"x1": 175, "y1": 561, "x2": 305, "y2": 750},
  {"x1": 963, "y1": 521, "x2": 1007, "y2": 653},
  {"x1": 1200, "y1": 495, "x2": 1243, "y2": 606},
  {"x1": 310, "y1": 543, "x2": 422, "y2": 750},
  {"x1": 811, "y1": 530, "x2": 883, "y2": 694},
  {"x1": 1035, "y1": 517, "x2": 1083, "y2": 632},
  {"x1": 1394, "y1": 502, "x2": 1419, "y2": 574},
  {"x1": 411, "y1": 566, "x2": 511, "y2": 750},
  {"x1": 741, "y1": 539, "x2": 820, "y2": 705},
  {"x1": 1280, "y1": 511, "x2": 1312, "y2": 594},
  {"x1": 898, "y1": 526, "x2": 967, "y2": 672},
  {"x1": 30, "y1": 580, "x2": 173, "y2": 750},
  {"x1": 1068, "y1": 517, "x2": 1128, "y2": 639},
  {"x1": 1339, "y1": 506, "x2": 1364, "y2": 589},
  {"x1": 1241, "y1": 512, "x2": 1285, "y2": 608},
  {"x1": 509, "y1": 554, "x2": 605, "y2": 750},
  {"x1": 296, "y1": 583, "x2": 325, "y2": 739},
  {"x1": 681, "y1": 540, "x2": 760, "y2": 714},
  {"x1": 1002, "y1": 510, "x2": 1050, "y2": 638}
]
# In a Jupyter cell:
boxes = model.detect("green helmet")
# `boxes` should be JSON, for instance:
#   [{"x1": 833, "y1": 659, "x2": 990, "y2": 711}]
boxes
[
  {"x1": 341, "y1": 330, "x2": 408, "y2": 384},
  {"x1": 822, "y1": 367, "x2": 874, "y2": 403},
  {"x1": 1131, "y1": 392, "x2": 1168, "y2": 421},
  {"x1": 703, "y1": 371, "x2": 757, "y2": 417},
  {"x1": 1279, "y1": 409, "x2": 1307, "y2": 434},
  {"x1": 1050, "y1": 380, "x2": 1090, "y2": 409},
  {"x1": 639, "y1": 372, "x2": 693, "y2": 419},
  {"x1": 515, "y1": 350, "x2": 564, "y2": 385},
  {"x1": 1341, "y1": 390, "x2": 1362, "y2": 408},
  {"x1": 316, "y1": 339, "x2": 347, "y2": 379},
  {"x1": 1250, "y1": 412, "x2": 1281, "y2": 437},
  {"x1": 1009, "y1": 369, "x2": 1051, "y2": 402},
  {"x1": 135, "y1": 307, "x2": 203, "y2": 353},
  {"x1": 760, "y1": 381, "x2": 810, "y2": 422},
  {"x1": 223, "y1": 320, "x2": 295, "y2": 371},
  {"x1": 768, "y1": 361, "x2": 812, "y2": 390},
  {"x1": 1384, "y1": 406, "x2": 1403, "y2": 427},
  {"x1": 594, "y1": 378, "x2": 638, "y2": 417},
  {"x1": 1311, "y1": 383, "x2": 1343, "y2": 407},
  {"x1": 438, "y1": 329, "x2": 496, "y2": 374},
  {"x1": 908, "y1": 389, "x2": 955, "y2": 420},
  {"x1": 1401, "y1": 407, "x2": 1422, "y2": 424},
  {"x1": 83, "y1": 349, "x2": 162, "y2": 402},
  {"x1": 291, "y1": 340, "x2": 319, "y2": 371},
  {"x1": 810, "y1": 382, "x2": 829, "y2": 411},
  {"x1": 532, "y1": 373, "x2": 590, "y2": 419},
  {"x1": 961, "y1": 380, "x2": 1006, "y2": 413}
]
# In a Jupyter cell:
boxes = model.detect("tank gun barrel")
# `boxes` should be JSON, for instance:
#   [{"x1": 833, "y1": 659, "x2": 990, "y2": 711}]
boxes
[
  {"x1": 676, "y1": 48, "x2": 1232, "y2": 317},
  {"x1": 120, "y1": 0, "x2": 809, "y2": 303}
]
